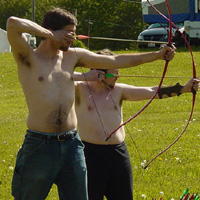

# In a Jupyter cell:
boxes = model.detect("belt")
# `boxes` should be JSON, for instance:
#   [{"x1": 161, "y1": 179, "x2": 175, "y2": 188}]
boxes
[{"x1": 27, "y1": 129, "x2": 77, "y2": 142}]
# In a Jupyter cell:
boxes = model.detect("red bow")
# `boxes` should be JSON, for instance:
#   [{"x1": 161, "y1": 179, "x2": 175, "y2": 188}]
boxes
[{"x1": 144, "y1": 0, "x2": 196, "y2": 168}]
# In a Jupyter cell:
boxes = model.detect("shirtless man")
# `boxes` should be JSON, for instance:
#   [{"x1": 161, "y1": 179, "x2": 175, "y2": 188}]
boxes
[
  {"x1": 75, "y1": 49, "x2": 199, "y2": 200},
  {"x1": 7, "y1": 7, "x2": 176, "y2": 200}
]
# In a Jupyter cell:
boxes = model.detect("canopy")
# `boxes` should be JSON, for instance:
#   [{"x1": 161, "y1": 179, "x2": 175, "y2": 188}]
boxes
[
  {"x1": 141, "y1": 0, "x2": 200, "y2": 23},
  {"x1": 0, "y1": 28, "x2": 11, "y2": 53}
]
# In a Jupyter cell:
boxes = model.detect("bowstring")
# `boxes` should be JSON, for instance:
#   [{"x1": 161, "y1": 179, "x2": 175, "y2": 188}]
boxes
[{"x1": 102, "y1": 80, "x2": 144, "y2": 162}]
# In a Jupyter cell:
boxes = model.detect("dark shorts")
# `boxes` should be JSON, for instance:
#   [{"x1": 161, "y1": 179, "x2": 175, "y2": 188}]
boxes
[
  {"x1": 82, "y1": 141, "x2": 133, "y2": 200},
  {"x1": 12, "y1": 129, "x2": 88, "y2": 200}
]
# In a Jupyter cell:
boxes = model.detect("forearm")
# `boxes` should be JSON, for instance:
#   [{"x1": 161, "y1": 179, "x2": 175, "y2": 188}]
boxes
[
  {"x1": 115, "y1": 44, "x2": 175, "y2": 68},
  {"x1": 180, "y1": 84, "x2": 192, "y2": 93},
  {"x1": 114, "y1": 51, "x2": 163, "y2": 68},
  {"x1": 73, "y1": 72, "x2": 85, "y2": 81},
  {"x1": 7, "y1": 16, "x2": 53, "y2": 39}
]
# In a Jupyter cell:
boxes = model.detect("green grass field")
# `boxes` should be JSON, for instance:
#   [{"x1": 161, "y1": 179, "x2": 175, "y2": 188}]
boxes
[{"x1": 0, "y1": 48, "x2": 200, "y2": 200}]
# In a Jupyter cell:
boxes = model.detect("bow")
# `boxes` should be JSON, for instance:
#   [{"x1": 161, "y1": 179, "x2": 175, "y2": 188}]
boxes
[
  {"x1": 144, "y1": 0, "x2": 197, "y2": 168},
  {"x1": 105, "y1": 0, "x2": 173, "y2": 141}
]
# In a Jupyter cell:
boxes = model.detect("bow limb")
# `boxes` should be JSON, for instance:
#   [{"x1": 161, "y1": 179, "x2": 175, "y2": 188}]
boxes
[
  {"x1": 146, "y1": 0, "x2": 196, "y2": 77},
  {"x1": 144, "y1": 98, "x2": 196, "y2": 169},
  {"x1": 144, "y1": 0, "x2": 197, "y2": 169},
  {"x1": 105, "y1": 0, "x2": 172, "y2": 142}
]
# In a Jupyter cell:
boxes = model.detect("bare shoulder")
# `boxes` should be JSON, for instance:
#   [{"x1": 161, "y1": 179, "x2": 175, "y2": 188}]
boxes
[
  {"x1": 75, "y1": 81, "x2": 88, "y2": 103},
  {"x1": 71, "y1": 47, "x2": 92, "y2": 54},
  {"x1": 115, "y1": 83, "x2": 136, "y2": 89},
  {"x1": 75, "y1": 81, "x2": 87, "y2": 88},
  {"x1": 69, "y1": 47, "x2": 98, "y2": 61},
  {"x1": 116, "y1": 83, "x2": 140, "y2": 101}
]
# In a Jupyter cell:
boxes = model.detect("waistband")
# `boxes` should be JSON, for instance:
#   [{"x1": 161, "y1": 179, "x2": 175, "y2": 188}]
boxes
[
  {"x1": 82, "y1": 141, "x2": 125, "y2": 149},
  {"x1": 27, "y1": 128, "x2": 77, "y2": 142}
]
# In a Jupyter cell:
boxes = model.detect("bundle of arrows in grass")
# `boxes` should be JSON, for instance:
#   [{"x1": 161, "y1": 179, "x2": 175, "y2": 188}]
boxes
[
  {"x1": 152, "y1": 188, "x2": 199, "y2": 200},
  {"x1": 179, "y1": 188, "x2": 199, "y2": 200}
]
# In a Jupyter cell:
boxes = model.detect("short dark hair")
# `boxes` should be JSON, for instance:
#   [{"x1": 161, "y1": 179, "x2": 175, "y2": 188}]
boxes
[
  {"x1": 95, "y1": 49, "x2": 115, "y2": 74},
  {"x1": 96, "y1": 49, "x2": 115, "y2": 56},
  {"x1": 41, "y1": 7, "x2": 77, "y2": 31}
]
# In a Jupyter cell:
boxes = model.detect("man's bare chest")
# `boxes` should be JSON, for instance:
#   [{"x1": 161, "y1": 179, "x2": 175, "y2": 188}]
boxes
[
  {"x1": 19, "y1": 55, "x2": 74, "y2": 86},
  {"x1": 84, "y1": 90, "x2": 120, "y2": 112}
]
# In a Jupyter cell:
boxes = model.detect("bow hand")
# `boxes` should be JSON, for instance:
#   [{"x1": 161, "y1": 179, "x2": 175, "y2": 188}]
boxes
[
  {"x1": 181, "y1": 78, "x2": 199, "y2": 95},
  {"x1": 159, "y1": 44, "x2": 176, "y2": 62},
  {"x1": 190, "y1": 78, "x2": 199, "y2": 95}
]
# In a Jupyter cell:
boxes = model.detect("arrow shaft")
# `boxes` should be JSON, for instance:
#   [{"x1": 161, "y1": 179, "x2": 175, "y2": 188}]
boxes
[
  {"x1": 77, "y1": 35, "x2": 168, "y2": 44},
  {"x1": 114, "y1": 75, "x2": 192, "y2": 78},
  {"x1": 90, "y1": 36, "x2": 167, "y2": 44}
]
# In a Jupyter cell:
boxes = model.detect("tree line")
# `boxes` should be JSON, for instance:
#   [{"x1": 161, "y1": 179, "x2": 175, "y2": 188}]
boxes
[{"x1": 0, "y1": 0, "x2": 145, "y2": 50}]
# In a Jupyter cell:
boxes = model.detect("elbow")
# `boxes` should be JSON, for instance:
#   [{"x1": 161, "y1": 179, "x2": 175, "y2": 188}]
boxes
[{"x1": 7, "y1": 16, "x2": 18, "y2": 30}]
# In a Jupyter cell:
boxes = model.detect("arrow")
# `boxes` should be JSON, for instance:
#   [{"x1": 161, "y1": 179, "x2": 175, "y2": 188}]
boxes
[
  {"x1": 105, "y1": 73, "x2": 193, "y2": 79},
  {"x1": 76, "y1": 34, "x2": 169, "y2": 44}
]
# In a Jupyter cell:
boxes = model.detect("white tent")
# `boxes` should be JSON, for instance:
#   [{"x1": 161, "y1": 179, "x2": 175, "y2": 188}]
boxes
[{"x1": 0, "y1": 28, "x2": 11, "y2": 53}]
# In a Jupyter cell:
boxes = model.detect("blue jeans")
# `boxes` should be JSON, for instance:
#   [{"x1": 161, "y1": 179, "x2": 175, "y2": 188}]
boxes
[{"x1": 12, "y1": 129, "x2": 88, "y2": 200}]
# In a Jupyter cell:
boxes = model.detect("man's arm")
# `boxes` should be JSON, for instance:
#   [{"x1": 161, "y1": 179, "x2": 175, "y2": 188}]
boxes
[
  {"x1": 74, "y1": 45, "x2": 176, "y2": 70},
  {"x1": 121, "y1": 78, "x2": 199, "y2": 101},
  {"x1": 6, "y1": 17, "x2": 54, "y2": 55},
  {"x1": 6, "y1": 16, "x2": 75, "y2": 56}
]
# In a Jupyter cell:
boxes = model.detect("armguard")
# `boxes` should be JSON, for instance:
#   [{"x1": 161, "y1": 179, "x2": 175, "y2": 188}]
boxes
[{"x1": 158, "y1": 83, "x2": 183, "y2": 99}]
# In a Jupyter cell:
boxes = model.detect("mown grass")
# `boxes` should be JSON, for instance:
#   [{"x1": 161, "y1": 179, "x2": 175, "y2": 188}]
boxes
[{"x1": 0, "y1": 47, "x2": 199, "y2": 200}]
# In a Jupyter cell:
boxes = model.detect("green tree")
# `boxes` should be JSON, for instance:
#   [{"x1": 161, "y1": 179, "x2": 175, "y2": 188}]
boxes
[
  {"x1": 0, "y1": 0, "x2": 32, "y2": 30},
  {"x1": 0, "y1": 0, "x2": 144, "y2": 50},
  {"x1": 76, "y1": 0, "x2": 143, "y2": 50}
]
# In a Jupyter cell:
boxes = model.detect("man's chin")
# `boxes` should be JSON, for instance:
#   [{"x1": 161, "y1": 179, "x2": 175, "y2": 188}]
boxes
[{"x1": 59, "y1": 46, "x2": 69, "y2": 51}]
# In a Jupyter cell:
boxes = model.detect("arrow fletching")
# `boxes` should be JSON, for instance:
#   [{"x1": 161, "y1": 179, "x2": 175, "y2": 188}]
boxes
[
  {"x1": 105, "y1": 73, "x2": 115, "y2": 78},
  {"x1": 77, "y1": 35, "x2": 90, "y2": 40}
]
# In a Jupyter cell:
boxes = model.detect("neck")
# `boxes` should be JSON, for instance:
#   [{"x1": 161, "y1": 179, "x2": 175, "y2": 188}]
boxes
[
  {"x1": 102, "y1": 80, "x2": 115, "y2": 89},
  {"x1": 36, "y1": 40, "x2": 61, "y2": 59}
]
